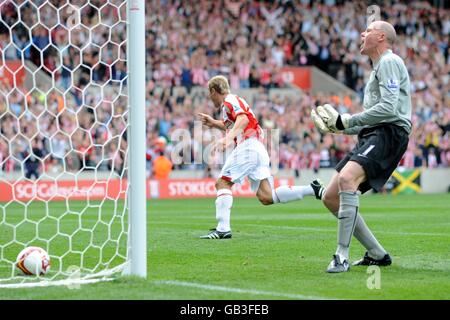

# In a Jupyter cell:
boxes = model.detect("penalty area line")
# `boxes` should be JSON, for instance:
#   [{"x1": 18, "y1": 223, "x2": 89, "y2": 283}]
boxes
[{"x1": 152, "y1": 280, "x2": 339, "y2": 300}]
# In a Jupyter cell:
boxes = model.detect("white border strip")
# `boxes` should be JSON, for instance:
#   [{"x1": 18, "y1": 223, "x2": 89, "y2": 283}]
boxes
[{"x1": 153, "y1": 280, "x2": 340, "y2": 300}]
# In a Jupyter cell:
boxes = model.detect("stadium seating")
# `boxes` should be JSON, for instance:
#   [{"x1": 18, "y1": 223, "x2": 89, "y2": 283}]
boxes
[{"x1": 0, "y1": 0, "x2": 448, "y2": 177}]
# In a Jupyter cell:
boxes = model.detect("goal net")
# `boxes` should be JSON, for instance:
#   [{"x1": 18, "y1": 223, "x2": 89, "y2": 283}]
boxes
[{"x1": 0, "y1": 0, "x2": 146, "y2": 287}]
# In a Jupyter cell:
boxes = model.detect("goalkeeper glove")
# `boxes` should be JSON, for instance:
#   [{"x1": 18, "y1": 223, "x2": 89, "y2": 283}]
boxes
[
  {"x1": 316, "y1": 104, "x2": 351, "y2": 131},
  {"x1": 311, "y1": 109, "x2": 335, "y2": 134}
]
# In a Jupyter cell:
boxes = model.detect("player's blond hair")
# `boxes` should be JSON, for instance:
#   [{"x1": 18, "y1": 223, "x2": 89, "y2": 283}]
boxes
[{"x1": 208, "y1": 75, "x2": 230, "y2": 95}]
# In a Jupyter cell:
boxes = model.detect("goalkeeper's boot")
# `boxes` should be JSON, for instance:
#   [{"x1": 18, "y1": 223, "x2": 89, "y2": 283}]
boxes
[
  {"x1": 352, "y1": 251, "x2": 392, "y2": 266},
  {"x1": 311, "y1": 179, "x2": 325, "y2": 200},
  {"x1": 326, "y1": 254, "x2": 350, "y2": 273},
  {"x1": 200, "y1": 229, "x2": 232, "y2": 239}
]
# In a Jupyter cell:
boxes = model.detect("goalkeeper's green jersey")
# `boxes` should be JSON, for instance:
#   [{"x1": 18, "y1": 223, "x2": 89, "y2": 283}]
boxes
[{"x1": 346, "y1": 49, "x2": 412, "y2": 135}]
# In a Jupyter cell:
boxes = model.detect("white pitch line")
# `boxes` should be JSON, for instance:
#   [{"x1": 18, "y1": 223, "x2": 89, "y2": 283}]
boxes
[
  {"x1": 152, "y1": 280, "x2": 339, "y2": 300},
  {"x1": 242, "y1": 224, "x2": 450, "y2": 237},
  {"x1": 150, "y1": 221, "x2": 449, "y2": 237}
]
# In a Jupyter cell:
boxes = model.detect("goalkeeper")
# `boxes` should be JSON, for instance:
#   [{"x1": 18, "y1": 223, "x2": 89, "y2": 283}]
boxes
[{"x1": 311, "y1": 21, "x2": 412, "y2": 273}]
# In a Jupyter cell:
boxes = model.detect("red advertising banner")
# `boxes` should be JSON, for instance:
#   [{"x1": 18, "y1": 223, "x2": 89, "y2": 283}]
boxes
[
  {"x1": 0, "y1": 179, "x2": 127, "y2": 202},
  {"x1": 0, "y1": 60, "x2": 26, "y2": 87},
  {"x1": 148, "y1": 178, "x2": 295, "y2": 199},
  {"x1": 280, "y1": 66, "x2": 311, "y2": 90},
  {"x1": 0, "y1": 177, "x2": 295, "y2": 202}
]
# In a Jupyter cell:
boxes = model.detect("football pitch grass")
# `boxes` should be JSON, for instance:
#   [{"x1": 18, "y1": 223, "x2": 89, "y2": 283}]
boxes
[{"x1": 0, "y1": 193, "x2": 449, "y2": 300}]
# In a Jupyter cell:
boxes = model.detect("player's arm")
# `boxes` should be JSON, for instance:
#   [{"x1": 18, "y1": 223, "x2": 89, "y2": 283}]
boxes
[
  {"x1": 313, "y1": 60, "x2": 403, "y2": 132},
  {"x1": 312, "y1": 108, "x2": 363, "y2": 135},
  {"x1": 197, "y1": 113, "x2": 227, "y2": 131},
  {"x1": 343, "y1": 126, "x2": 365, "y2": 135},
  {"x1": 225, "y1": 113, "x2": 249, "y2": 142},
  {"x1": 215, "y1": 114, "x2": 249, "y2": 152}
]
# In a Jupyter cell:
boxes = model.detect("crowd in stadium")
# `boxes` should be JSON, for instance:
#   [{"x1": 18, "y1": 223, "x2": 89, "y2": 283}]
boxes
[
  {"x1": 0, "y1": 0, "x2": 449, "y2": 179},
  {"x1": 146, "y1": 0, "x2": 450, "y2": 174}
]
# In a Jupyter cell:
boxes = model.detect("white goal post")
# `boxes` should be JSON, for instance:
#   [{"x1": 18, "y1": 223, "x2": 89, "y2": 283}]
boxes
[
  {"x1": 125, "y1": 0, "x2": 146, "y2": 278},
  {"x1": 0, "y1": 0, "x2": 146, "y2": 287}
]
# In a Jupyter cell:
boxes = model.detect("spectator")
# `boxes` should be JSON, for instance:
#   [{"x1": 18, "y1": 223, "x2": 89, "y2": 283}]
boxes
[
  {"x1": 22, "y1": 139, "x2": 44, "y2": 180},
  {"x1": 0, "y1": 0, "x2": 448, "y2": 175},
  {"x1": 153, "y1": 151, "x2": 173, "y2": 179}
]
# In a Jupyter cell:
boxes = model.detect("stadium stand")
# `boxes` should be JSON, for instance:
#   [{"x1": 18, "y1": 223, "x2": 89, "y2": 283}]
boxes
[{"x1": 0, "y1": 0, "x2": 448, "y2": 178}]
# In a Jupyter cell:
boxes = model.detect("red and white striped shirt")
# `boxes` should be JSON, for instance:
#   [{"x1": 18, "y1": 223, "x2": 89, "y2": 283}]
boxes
[
  {"x1": 222, "y1": 94, "x2": 263, "y2": 145},
  {"x1": 191, "y1": 68, "x2": 208, "y2": 86},
  {"x1": 236, "y1": 62, "x2": 250, "y2": 80}
]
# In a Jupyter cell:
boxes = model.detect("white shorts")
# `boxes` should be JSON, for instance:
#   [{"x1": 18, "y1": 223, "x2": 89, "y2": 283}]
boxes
[{"x1": 220, "y1": 138, "x2": 271, "y2": 192}]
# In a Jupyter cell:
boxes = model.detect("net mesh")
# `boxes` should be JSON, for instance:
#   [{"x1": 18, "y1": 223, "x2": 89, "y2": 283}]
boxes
[{"x1": 0, "y1": 0, "x2": 130, "y2": 286}]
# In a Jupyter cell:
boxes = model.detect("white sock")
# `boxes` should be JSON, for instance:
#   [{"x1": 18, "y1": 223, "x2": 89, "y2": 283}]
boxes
[
  {"x1": 216, "y1": 189, "x2": 233, "y2": 232},
  {"x1": 272, "y1": 185, "x2": 314, "y2": 204}
]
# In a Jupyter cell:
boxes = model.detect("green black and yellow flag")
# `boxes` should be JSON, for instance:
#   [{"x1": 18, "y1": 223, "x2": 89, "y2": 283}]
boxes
[{"x1": 390, "y1": 169, "x2": 421, "y2": 195}]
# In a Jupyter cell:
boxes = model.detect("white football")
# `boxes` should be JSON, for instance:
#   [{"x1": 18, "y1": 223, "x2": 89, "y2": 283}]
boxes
[{"x1": 16, "y1": 246, "x2": 51, "y2": 276}]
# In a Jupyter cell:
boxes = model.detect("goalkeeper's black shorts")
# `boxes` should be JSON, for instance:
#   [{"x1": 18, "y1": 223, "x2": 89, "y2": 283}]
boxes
[{"x1": 335, "y1": 124, "x2": 409, "y2": 194}]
